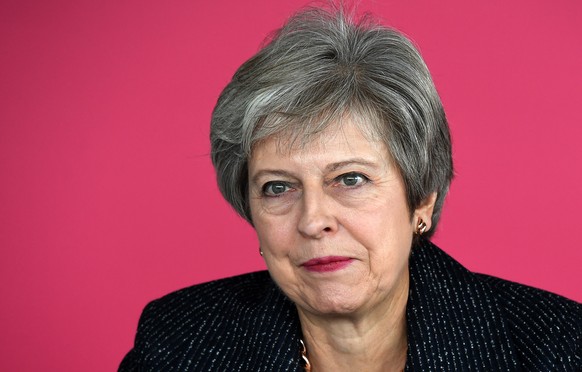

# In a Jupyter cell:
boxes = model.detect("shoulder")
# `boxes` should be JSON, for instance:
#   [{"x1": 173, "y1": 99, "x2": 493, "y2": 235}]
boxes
[
  {"x1": 408, "y1": 239, "x2": 581, "y2": 370},
  {"x1": 144, "y1": 270, "x2": 275, "y2": 315},
  {"x1": 478, "y1": 273, "x2": 582, "y2": 320},
  {"x1": 137, "y1": 270, "x2": 287, "y2": 341},
  {"x1": 136, "y1": 271, "x2": 276, "y2": 332},
  {"x1": 476, "y1": 273, "x2": 582, "y2": 367},
  {"x1": 477, "y1": 273, "x2": 582, "y2": 334},
  {"x1": 120, "y1": 271, "x2": 302, "y2": 371}
]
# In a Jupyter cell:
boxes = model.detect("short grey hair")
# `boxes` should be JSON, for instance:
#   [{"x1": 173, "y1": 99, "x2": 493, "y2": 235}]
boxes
[{"x1": 210, "y1": 6, "x2": 453, "y2": 238}]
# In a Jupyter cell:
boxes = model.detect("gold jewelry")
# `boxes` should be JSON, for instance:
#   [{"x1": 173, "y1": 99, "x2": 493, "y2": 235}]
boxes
[
  {"x1": 416, "y1": 218, "x2": 427, "y2": 235},
  {"x1": 300, "y1": 339, "x2": 311, "y2": 371},
  {"x1": 300, "y1": 337, "x2": 406, "y2": 371}
]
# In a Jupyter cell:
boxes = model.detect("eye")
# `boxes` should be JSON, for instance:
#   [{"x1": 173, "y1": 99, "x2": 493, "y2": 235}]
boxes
[
  {"x1": 336, "y1": 172, "x2": 369, "y2": 187},
  {"x1": 262, "y1": 181, "x2": 292, "y2": 196}
]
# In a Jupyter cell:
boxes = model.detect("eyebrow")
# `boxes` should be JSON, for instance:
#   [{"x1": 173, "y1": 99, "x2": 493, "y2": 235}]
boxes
[
  {"x1": 324, "y1": 158, "x2": 378, "y2": 172},
  {"x1": 251, "y1": 170, "x2": 296, "y2": 186},
  {"x1": 250, "y1": 158, "x2": 379, "y2": 185}
]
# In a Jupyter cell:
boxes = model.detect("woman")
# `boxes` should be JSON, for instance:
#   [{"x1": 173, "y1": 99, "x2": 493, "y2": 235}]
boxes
[{"x1": 120, "y1": 6, "x2": 581, "y2": 371}]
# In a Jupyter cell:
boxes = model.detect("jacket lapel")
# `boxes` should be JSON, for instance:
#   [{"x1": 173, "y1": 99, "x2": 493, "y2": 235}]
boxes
[{"x1": 405, "y1": 239, "x2": 521, "y2": 371}]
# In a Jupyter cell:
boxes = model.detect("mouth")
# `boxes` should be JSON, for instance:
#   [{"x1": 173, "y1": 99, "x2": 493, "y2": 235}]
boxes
[{"x1": 301, "y1": 256, "x2": 353, "y2": 273}]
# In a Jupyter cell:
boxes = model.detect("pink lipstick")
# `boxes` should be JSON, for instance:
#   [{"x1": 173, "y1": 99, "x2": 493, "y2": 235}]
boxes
[{"x1": 302, "y1": 256, "x2": 353, "y2": 273}]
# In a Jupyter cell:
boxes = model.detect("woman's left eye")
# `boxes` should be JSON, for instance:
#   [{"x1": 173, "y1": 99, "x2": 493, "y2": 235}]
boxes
[{"x1": 336, "y1": 172, "x2": 369, "y2": 187}]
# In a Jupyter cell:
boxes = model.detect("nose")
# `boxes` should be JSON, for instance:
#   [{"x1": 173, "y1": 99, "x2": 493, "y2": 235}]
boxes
[{"x1": 297, "y1": 189, "x2": 338, "y2": 239}]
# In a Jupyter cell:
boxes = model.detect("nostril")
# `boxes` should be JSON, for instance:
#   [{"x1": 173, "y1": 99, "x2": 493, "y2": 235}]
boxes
[{"x1": 323, "y1": 227, "x2": 332, "y2": 232}]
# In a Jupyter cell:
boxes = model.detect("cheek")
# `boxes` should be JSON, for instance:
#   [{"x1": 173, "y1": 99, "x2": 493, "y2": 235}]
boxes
[
  {"x1": 329, "y1": 185, "x2": 377, "y2": 207},
  {"x1": 251, "y1": 191, "x2": 300, "y2": 216},
  {"x1": 341, "y1": 195, "x2": 413, "y2": 250},
  {"x1": 252, "y1": 212, "x2": 296, "y2": 254},
  {"x1": 344, "y1": 189, "x2": 410, "y2": 224}
]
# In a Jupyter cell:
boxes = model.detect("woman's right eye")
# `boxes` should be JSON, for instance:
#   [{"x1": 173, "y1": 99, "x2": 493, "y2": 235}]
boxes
[{"x1": 262, "y1": 181, "x2": 291, "y2": 196}]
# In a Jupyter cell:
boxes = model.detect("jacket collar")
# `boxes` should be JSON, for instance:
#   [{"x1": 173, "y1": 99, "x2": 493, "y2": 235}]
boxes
[
  {"x1": 405, "y1": 238, "x2": 520, "y2": 370},
  {"x1": 265, "y1": 239, "x2": 521, "y2": 370}
]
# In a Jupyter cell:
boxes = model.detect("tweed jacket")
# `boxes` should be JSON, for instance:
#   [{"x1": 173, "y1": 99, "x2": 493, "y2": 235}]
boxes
[{"x1": 120, "y1": 239, "x2": 581, "y2": 371}]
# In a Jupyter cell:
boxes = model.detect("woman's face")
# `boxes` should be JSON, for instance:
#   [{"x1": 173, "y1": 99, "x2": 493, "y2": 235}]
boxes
[{"x1": 248, "y1": 118, "x2": 434, "y2": 317}]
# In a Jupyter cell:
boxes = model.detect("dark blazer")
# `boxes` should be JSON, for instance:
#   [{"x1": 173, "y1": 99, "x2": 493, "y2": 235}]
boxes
[{"x1": 120, "y1": 239, "x2": 581, "y2": 371}]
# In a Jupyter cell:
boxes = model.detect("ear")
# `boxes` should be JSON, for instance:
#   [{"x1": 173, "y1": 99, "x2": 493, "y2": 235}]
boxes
[{"x1": 413, "y1": 192, "x2": 437, "y2": 233}]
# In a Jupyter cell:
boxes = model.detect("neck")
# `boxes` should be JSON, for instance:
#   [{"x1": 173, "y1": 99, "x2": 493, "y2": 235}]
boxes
[{"x1": 297, "y1": 269, "x2": 409, "y2": 372}]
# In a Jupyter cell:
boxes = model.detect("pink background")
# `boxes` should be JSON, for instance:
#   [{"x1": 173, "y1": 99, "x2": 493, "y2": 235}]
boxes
[{"x1": 1, "y1": 0, "x2": 580, "y2": 370}]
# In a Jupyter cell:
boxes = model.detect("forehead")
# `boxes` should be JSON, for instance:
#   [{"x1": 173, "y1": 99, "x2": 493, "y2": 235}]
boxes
[
  {"x1": 252, "y1": 111, "x2": 385, "y2": 155},
  {"x1": 249, "y1": 117, "x2": 391, "y2": 170}
]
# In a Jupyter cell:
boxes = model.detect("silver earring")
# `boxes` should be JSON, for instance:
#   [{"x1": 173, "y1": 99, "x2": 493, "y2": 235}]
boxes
[{"x1": 259, "y1": 247, "x2": 264, "y2": 256}]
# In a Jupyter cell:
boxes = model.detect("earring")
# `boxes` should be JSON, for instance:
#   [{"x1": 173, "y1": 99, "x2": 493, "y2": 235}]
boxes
[
  {"x1": 259, "y1": 247, "x2": 264, "y2": 256},
  {"x1": 416, "y1": 218, "x2": 427, "y2": 235}
]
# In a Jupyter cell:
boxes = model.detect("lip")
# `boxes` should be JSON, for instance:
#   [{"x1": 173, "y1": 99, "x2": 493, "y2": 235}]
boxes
[{"x1": 301, "y1": 256, "x2": 353, "y2": 273}]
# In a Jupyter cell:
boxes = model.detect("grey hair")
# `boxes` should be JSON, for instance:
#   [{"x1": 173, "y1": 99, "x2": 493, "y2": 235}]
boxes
[{"x1": 210, "y1": 6, "x2": 453, "y2": 238}]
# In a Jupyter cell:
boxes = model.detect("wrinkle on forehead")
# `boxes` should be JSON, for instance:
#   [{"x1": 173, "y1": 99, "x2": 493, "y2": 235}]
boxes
[
  {"x1": 249, "y1": 118, "x2": 396, "y2": 178},
  {"x1": 251, "y1": 109, "x2": 387, "y2": 159}
]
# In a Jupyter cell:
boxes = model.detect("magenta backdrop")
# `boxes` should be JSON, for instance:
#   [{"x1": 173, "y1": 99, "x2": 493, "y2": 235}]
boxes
[{"x1": 1, "y1": 0, "x2": 581, "y2": 370}]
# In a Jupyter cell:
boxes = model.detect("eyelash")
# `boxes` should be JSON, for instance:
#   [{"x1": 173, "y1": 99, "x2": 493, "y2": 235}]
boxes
[
  {"x1": 261, "y1": 172, "x2": 370, "y2": 197},
  {"x1": 334, "y1": 172, "x2": 370, "y2": 188},
  {"x1": 261, "y1": 181, "x2": 294, "y2": 197}
]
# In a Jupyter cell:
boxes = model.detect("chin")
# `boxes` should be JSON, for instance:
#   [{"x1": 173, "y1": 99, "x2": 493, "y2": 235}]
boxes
[
  {"x1": 302, "y1": 291, "x2": 366, "y2": 316},
  {"x1": 314, "y1": 304, "x2": 362, "y2": 316}
]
